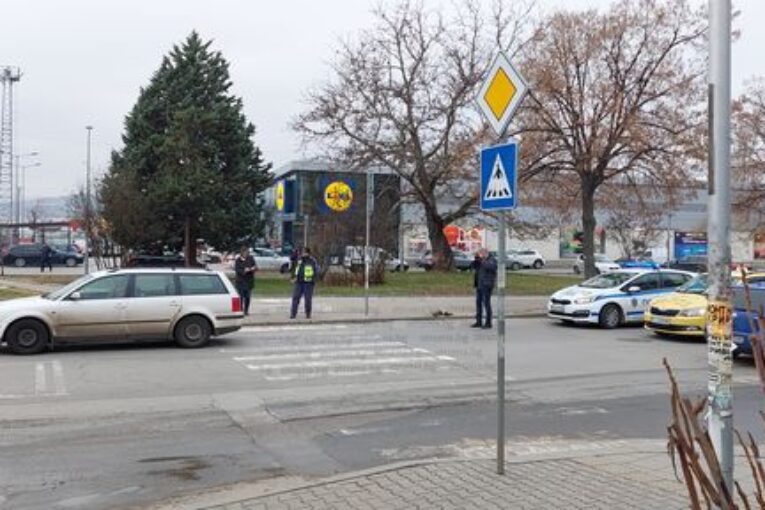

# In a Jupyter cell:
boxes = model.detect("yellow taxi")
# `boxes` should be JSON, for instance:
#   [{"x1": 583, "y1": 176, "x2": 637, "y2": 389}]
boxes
[{"x1": 645, "y1": 272, "x2": 765, "y2": 337}]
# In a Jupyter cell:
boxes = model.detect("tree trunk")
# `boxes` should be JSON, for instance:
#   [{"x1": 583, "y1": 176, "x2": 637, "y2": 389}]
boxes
[
  {"x1": 581, "y1": 180, "x2": 598, "y2": 279},
  {"x1": 184, "y1": 216, "x2": 197, "y2": 267},
  {"x1": 425, "y1": 209, "x2": 453, "y2": 271}
]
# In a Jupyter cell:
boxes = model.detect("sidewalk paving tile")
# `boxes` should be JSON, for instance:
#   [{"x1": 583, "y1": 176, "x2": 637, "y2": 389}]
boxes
[{"x1": 206, "y1": 458, "x2": 692, "y2": 510}]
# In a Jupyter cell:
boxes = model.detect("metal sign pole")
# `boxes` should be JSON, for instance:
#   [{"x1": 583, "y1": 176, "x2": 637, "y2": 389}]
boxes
[
  {"x1": 84, "y1": 126, "x2": 92, "y2": 275},
  {"x1": 476, "y1": 49, "x2": 527, "y2": 477},
  {"x1": 707, "y1": 0, "x2": 733, "y2": 498},
  {"x1": 497, "y1": 210, "x2": 507, "y2": 474}
]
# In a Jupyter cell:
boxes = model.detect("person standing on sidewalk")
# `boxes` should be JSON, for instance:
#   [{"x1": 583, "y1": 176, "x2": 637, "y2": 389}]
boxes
[
  {"x1": 470, "y1": 251, "x2": 482, "y2": 328},
  {"x1": 291, "y1": 247, "x2": 319, "y2": 319},
  {"x1": 472, "y1": 249, "x2": 497, "y2": 329},
  {"x1": 40, "y1": 242, "x2": 53, "y2": 273},
  {"x1": 234, "y1": 246, "x2": 257, "y2": 316}
]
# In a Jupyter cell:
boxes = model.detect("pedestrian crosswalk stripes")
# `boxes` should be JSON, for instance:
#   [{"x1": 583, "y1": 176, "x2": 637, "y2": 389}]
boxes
[
  {"x1": 229, "y1": 336, "x2": 458, "y2": 382},
  {"x1": 234, "y1": 347, "x2": 425, "y2": 362}
]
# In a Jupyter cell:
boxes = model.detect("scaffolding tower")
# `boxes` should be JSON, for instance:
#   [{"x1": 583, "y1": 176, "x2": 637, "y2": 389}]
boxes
[{"x1": 0, "y1": 66, "x2": 21, "y2": 224}]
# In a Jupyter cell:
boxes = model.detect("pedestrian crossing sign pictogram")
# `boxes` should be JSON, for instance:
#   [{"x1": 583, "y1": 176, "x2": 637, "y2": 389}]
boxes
[{"x1": 480, "y1": 141, "x2": 518, "y2": 211}]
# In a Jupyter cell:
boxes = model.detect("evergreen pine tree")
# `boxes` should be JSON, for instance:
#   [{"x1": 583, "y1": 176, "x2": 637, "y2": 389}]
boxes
[{"x1": 102, "y1": 31, "x2": 271, "y2": 264}]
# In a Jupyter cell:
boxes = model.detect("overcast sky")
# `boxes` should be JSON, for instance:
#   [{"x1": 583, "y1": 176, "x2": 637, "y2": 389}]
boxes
[{"x1": 1, "y1": 0, "x2": 762, "y2": 200}]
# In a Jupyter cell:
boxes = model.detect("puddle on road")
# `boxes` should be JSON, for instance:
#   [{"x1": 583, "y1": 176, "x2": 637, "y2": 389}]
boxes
[{"x1": 141, "y1": 456, "x2": 212, "y2": 481}]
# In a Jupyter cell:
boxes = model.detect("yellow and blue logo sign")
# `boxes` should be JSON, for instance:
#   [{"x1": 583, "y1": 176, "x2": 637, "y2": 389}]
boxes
[
  {"x1": 275, "y1": 181, "x2": 285, "y2": 211},
  {"x1": 324, "y1": 180, "x2": 353, "y2": 212}
]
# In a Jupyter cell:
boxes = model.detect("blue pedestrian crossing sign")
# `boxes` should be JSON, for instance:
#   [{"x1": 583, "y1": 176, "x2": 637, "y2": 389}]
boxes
[{"x1": 480, "y1": 141, "x2": 518, "y2": 211}]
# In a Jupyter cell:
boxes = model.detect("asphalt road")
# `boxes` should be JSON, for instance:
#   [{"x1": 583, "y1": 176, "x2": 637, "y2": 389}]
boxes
[{"x1": 0, "y1": 318, "x2": 761, "y2": 510}]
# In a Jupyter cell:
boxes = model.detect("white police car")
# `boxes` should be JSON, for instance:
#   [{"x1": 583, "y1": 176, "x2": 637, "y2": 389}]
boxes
[{"x1": 548, "y1": 269, "x2": 695, "y2": 329}]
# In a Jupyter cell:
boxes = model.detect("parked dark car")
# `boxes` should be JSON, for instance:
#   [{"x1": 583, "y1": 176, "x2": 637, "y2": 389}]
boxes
[
  {"x1": 667, "y1": 256, "x2": 708, "y2": 273},
  {"x1": 3, "y1": 244, "x2": 83, "y2": 268}
]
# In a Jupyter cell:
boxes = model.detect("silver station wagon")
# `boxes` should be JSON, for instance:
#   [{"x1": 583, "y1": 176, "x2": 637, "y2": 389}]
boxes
[{"x1": 0, "y1": 268, "x2": 244, "y2": 354}]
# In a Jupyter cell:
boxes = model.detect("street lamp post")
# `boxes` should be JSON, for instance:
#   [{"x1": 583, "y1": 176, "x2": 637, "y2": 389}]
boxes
[
  {"x1": 12, "y1": 151, "x2": 38, "y2": 240},
  {"x1": 707, "y1": 0, "x2": 733, "y2": 497},
  {"x1": 85, "y1": 126, "x2": 93, "y2": 274}
]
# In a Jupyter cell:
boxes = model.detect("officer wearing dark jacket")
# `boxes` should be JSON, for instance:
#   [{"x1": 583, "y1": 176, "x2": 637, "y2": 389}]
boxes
[
  {"x1": 40, "y1": 242, "x2": 53, "y2": 273},
  {"x1": 291, "y1": 247, "x2": 319, "y2": 319},
  {"x1": 234, "y1": 246, "x2": 257, "y2": 315},
  {"x1": 472, "y1": 249, "x2": 497, "y2": 329}
]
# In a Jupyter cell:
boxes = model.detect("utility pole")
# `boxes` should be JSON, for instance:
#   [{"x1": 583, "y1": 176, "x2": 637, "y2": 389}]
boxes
[
  {"x1": 85, "y1": 126, "x2": 93, "y2": 274},
  {"x1": 707, "y1": 0, "x2": 733, "y2": 498}
]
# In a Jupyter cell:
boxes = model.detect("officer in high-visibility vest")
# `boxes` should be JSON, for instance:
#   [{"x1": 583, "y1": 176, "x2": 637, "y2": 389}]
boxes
[{"x1": 291, "y1": 247, "x2": 320, "y2": 319}]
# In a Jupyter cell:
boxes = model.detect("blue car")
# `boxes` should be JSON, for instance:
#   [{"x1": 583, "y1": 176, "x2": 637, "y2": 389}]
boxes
[{"x1": 732, "y1": 283, "x2": 765, "y2": 358}]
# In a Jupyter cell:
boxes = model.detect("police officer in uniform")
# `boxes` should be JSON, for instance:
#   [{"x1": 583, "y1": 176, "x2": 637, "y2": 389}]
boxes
[{"x1": 291, "y1": 247, "x2": 319, "y2": 319}]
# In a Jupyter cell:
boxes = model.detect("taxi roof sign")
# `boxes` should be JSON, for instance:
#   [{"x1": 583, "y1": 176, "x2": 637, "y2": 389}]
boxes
[{"x1": 476, "y1": 52, "x2": 528, "y2": 137}]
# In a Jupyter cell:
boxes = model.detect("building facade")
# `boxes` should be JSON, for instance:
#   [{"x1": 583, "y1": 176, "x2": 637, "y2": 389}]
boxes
[{"x1": 265, "y1": 161, "x2": 402, "y2": 261}]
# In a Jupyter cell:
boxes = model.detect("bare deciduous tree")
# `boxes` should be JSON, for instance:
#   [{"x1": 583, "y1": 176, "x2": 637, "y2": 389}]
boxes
[
  {"x1": 600, "y1": 181, "x2": 678, "y2": 260},
  {"x1": 733, "y1": 79, "x2": 765, "y2": 229},
  {"x1": 516, "y1": 0, "x2": 705, "y2": 277},
  {"x1": 294, "y1": 0, "x2": 535, "y2": 270}
]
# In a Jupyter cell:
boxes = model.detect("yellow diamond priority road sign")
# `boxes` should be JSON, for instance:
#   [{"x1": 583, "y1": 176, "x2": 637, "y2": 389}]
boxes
[{"x1": 477, "y1": 52, "x2": 528, "y2": 136}]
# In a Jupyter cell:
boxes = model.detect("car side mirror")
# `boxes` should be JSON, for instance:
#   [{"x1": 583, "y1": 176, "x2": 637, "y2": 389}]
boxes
[
  {"x1": 69, "y1": 291, "x2": 82, "y2": 301},
  {"x1": 627, "y1": 286, "x2": 641, "y2": 294}
]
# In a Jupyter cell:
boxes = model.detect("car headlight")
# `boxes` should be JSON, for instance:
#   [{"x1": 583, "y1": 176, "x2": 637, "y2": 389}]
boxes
[
  {"x1": 573, "y1": 296, "x2": 595, "y2": 305},
  {"x1": 679, "y1": 307, "x2": 706, "y2": 317}
]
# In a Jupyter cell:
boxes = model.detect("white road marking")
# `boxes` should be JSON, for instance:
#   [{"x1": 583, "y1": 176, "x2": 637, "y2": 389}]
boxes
[
  {"x1": 33, "y1": 361, "x2": 68, "y2": 397},
  {"x1": 264, "y1": 368, "x2": 402, "y2": 381},
  {"x1": 34, "y1": 362, "x2": 47, "y2": 396},
  {"x1": 246, "y1": 356, "x2": 444, "y2": 371},
  {"x1": 556, "y1": 406, "x2": 609, "y2": 416},
  {"x1": 220, "y1": 337, "x2": 387, "y2": 353},
  {"x1": 240, "y1": 324, "x2": 349, "y2": 333},
  {"x1": 228, "y1": 336, "x2": 458, "y2": 381},
  {"x1": 234, "y1": 347, "x2": 421, "y2": 362},
  {"x1": 52, "y1": 360, "x2": 67, "y2": 395}
]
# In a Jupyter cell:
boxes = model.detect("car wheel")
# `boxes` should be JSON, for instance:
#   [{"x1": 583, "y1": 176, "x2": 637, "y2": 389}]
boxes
[
  {"x1": 403, "y1": 265, "x2": 409, "y2": 272},
  {"x1": 573, "y1": 265, "x2": 580, "y2": 275},
  {"x1": 65, "y1": 257, "x2": 76, "y2": 267},
  {"x1": 6, "y1": 319, "x2": 49, "y2": 355},
  {"x1": 533, "y1": 260, "x2": 544, "y2": 269},
  {"x1": 280, "y1": 263, "x2": 289, "y2": 274},
  {"x1": 14, "y1": 257, "x2": 25, "y2": 268},
  {"x1": 174, "y1": 316, "x2": 212, "y2": 349},
  {"x1": 510, "y1": 262, "x2": 521, "y2": 271},
  {"x1": 599, "y1": 304, "x2": 622, "y2": 329}
]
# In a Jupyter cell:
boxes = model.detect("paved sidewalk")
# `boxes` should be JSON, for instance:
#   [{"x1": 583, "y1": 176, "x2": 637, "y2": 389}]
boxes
[
  {"x1": 244, "y1": 296, "x2": 547, "y2": 325},
  {"x1": 153, "y1": 439, "x2": 726, "y2": 510},
  {"x1": 0, "y1": 277, "x2": 548, "y2": 324},
  {"x1": 204, "y1": 459, "x2": 689, "y2": 510}
]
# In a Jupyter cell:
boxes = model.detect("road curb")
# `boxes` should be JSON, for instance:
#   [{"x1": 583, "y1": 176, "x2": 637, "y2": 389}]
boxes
[{"x1": 243, "y1": 312, "x2": 546, "y2": 327}]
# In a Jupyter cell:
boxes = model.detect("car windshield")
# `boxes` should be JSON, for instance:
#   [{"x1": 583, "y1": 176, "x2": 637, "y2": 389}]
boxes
[
  {"x1": 677, "y1": 274, "x2": 709, "y2": 294},
  {"x1": 44, "y1": 274, "x2": 94, "y2": 300},
  {"x1": 579, "y1": 272, "x2": 635, "y2": 289}
]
